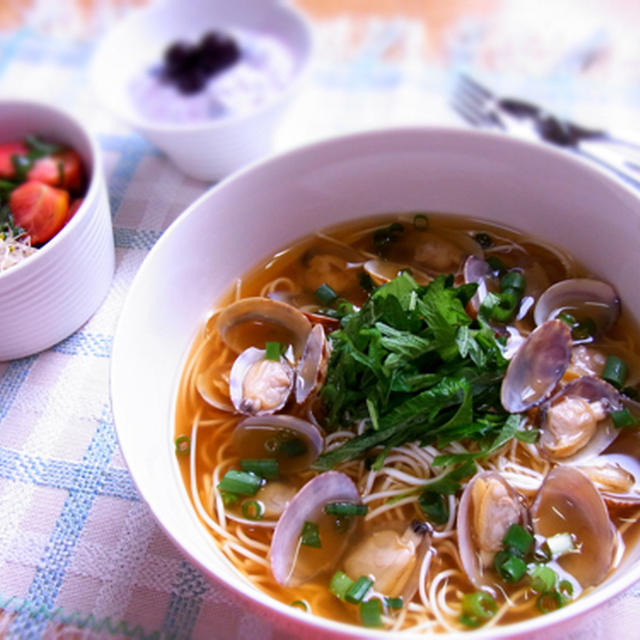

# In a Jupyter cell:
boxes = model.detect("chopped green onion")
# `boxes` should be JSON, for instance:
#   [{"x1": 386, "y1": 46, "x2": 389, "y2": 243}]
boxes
[
  {"x1": 494, "y1": 551, "x2": 527, "y2": 582},
  {"x1": 459, "y1": 615, "x2": 482, "y2": 628},
  {"x1": 360, "y1": 598, "x2": 383, "y2": 628},
  {"x1": 532, "y1": 543, "x2": 552, "y2": 563},
  {"x1": 324, "y1": 502, "x2": 368, "y2": 516},
  {"x1": 217, "y1": 470, "x2": 262, "y2": 496},
  {"x1": 220, "y1": 491, "x2": 239, "y2": 506},
  {"x1": 315, "y1": 283, "x2": 338, "y2": 305},
  {"x1": 174, "y1": 435, "x2": 191, "y2": 455},
  {"x1": 536, "y1": 591, "x2": 564, "y2": 614},
  {"x1": 501, "y1": 270, "x2": 526, "y2": 295},
  {"x1": 602, "y1": 355, "x2": 628, "y2": 389},
  {"x1": 300, "y1": 521, "x2": 322, "y2": 548},
  {"x1": 265, "y1": 341, "x2": 283, "y2": 361},
  {"x1": 486, "y1": 256, "x2": 506, "y2": 273},
  {"x1": 490, "y1": 290, "x2": 519, "y2": 322},
  {"x1": 460, "y1": 592, "x2": 498, "y2": 621},
  {"x1": 611, "y1": 408, "x2": 638, "y2": 428},
  {"x1": 528, "y1": 565, "x2": 557, "y2": 594},
  {"x1": 240, "y1": 458, "x2": 279, "y2": 479},
  {"x1": 345, "y1": 576, "x2": 374, "y2": 604},
  {"x1": 385, "y1": 596, "x2": 403, "y2": 610},
  {"x1": 558, "y1": 580, "x2": 574, "y2": 598},
  {"x1": 572, "y1": 317, "x2": 597, "y2": 340},
  {"x1": 373, "y1": 222, "x2": 404, "y2": 252},
  {"x1": 473, "y1": 232, "x2": 492, "y2": 249},
  {"x1": 290, "y1": 600, "x2": 310, "y2": 612},
  {"x1": 413, "y1": 214, "x2": 429, "y2": 230},
  {"x1": 503, "y1": 524, "x2": 534, "y2": 555},
  {"x1": 329, "y1": 571, "x2": 354, "y2": 600},
  {"x1": 545, "y1": 532, "x2": 576, "y2": 558},
  {"x1": 557, "y1": 312, "x2": 576, "y2": 327},
  {"x1": 241, "y1": 500, "x2": 264, "y2": 520}
]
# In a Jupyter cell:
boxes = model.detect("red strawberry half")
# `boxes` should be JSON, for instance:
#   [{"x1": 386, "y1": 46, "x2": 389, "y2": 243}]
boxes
[
  {"x1": 9, "y1": 181, "x2": 70, "y2": 244},
  {"x1": 27, "y1": 149, "x2": 84, "y2": 192},
  {"x1": 0, "y1": 141, "x2": 29, "y2": 179}
]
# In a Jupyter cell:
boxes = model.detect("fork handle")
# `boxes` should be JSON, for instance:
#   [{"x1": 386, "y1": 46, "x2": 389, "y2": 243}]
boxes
[{"x1": 574, "y1": 142, "x2": 640, "y2": 188}]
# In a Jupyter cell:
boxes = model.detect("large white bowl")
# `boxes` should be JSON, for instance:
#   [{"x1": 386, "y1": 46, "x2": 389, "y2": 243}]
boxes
[
  {"x1": 111, "y1": 128, "x2": 640, "y2": 639},
  {"x1": 91, "y1": 0, "x2": 312, "y2": 181},
  {"x1": 0, "y1": 99, "x2": 113, "y2": 362}
]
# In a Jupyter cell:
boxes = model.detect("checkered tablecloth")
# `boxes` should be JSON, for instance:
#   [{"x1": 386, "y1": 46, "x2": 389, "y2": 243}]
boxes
[{"x1": 1, "y1": 3, "x2": 640, "y2": 638}]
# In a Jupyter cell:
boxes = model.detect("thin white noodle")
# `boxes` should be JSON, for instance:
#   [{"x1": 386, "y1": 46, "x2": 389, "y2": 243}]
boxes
[
  {"x1": 223, "y1": 540, "x2": 270, "y2": 568},
  {"x1": 190, "y1": 420, "x2": 237, "y2": 540},
  {"x1": 364, "y1": 487, "x2": 415, "y2": 503},
  {"x1": 362, "y1": 468, "x2": 377, "y2": 496},
  {"x1": 366, "y1": 495, "x2": 418, "y2": 520},
  {"x1": 418, "y1": 548, "x2": 435, "y2": 608},
  {"x1": 428, "y1": 570, "x2": 460, "y2": 632},
  {"x1": 236, "y1": 527, "x2": 271, "y2": 553},
  {"x1": 377, "y1": 467, "x2": 430, "y2": 486}
]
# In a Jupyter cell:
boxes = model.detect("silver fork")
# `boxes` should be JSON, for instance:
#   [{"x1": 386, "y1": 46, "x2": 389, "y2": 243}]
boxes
[{"x1": 450, "y1": 73, "x2": 640, "y2": 187}]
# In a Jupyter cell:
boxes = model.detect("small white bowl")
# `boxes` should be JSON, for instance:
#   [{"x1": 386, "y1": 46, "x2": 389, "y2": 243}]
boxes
[
  {"x1": 0, "y1": 100, "x2": 113, "y2": 361},
  {"x1": 111, "y1": 128, "x2": 640, "y2": 638},
  {"x1": 91, "y1": 0, "x2": 312, "y2": 181}
]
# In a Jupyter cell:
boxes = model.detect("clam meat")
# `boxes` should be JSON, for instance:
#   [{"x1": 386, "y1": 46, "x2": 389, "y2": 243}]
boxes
[
  {"x1": 457, "y1": 471, "x2": 528, "y2": 588},
  {"x1": 539, "y1": 376, "x2": 621, "y2": 462},
  {"x1": 342, "y1": 520, "x2": 432, "y2": 599},
  {"x1": 229, "y1": 347, "x2": 294, "y2": 415}
]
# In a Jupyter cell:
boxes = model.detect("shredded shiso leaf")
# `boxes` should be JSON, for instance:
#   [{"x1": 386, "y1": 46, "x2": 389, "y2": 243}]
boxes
[{"x1": 313, "y1": 272, "x2": 530, "y2": 472}]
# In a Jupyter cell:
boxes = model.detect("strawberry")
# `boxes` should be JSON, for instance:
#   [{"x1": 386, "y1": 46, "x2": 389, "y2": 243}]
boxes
[
  {"x1": 27, "y1": 149, "x2": 84, "y2": 192},
  {"x1": 0, "y1": 141, "x2": 28, "y2": 178},
  {"x1": 9, "y1": 181, "x2": 70, "y2": 244},
  {"x1": 68, "y1": 198, "x2": 83, "y2": 219}
]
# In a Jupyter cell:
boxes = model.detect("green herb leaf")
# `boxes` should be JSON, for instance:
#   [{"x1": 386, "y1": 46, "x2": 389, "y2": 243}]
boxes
[{"x1": 316, "y1": 272, "x2": 511, "y2": 469}]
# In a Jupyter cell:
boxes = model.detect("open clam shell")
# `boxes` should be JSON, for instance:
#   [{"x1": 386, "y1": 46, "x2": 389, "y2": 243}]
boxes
[
  {"x1": 363, "y1": 258, "x2": 431, "y2": 287},
  {"x1": 215, "y1": 297, "x2": 312, "y2": 358},
  {"x1": 295, "y1": 323, "x2": 330, "y2": 404},
  {"x1": 463, "y1": 255, "x2": 492, "y2": 313},
  {"x1": 533, "y1": 278, "x2": 620, "y2": 337},
  {"x1": 579, "y1": 425, "x2": 640, "y2": 507},
  {"x1": 501, "y1": 319, "x2": 572, "y2": 413},
  {"x1": 270, "y1": 471, "x2": 362, "y2": 586},
  {"x1": 456, "y1": 471, "x2": 528, "y2": 588},
  {"x1": 232, "y1": 414, "x2": 324, "y2": 474},
  {"x1": 539, "y1": 376, "x2": 622, "y2": 463},
  {"x1": 531, "y1": 465, "x2": 615, "y2": 588}
]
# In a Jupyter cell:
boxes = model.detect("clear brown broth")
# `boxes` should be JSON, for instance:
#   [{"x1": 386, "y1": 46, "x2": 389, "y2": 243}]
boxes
[{"x1": 174, "y1": 213, "x2": 640, "y2": 631}]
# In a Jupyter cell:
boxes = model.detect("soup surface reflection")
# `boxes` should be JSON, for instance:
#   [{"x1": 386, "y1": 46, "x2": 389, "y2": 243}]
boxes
[{"x1": 174, "y1": 214, "x2": 640, "y2": 632}]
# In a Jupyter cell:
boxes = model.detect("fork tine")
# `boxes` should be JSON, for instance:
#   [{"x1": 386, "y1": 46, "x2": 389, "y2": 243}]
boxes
[
  {"x1": 457, "y1": 73, "x2": 494, "y2": 102},
  {"x1": 449, "y1": 92, "x2": 491, "y2": 127},
  {"x1": 450, "y1": 74, "x2": 504, "y2": 130}
]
